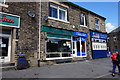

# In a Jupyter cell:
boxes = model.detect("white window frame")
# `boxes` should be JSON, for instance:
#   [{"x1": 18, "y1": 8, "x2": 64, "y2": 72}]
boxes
[
  {"x1": 50, "y1": 3, "x2": 67, "y2": 21},
  {"x1": 80, "y1": 13, "x2": 87, "y2": 27},
  {"x1": 113, "y1": 36, "x2": 117, "y2": 41}
]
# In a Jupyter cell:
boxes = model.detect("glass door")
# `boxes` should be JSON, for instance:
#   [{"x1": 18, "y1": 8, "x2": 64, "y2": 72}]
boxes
[{"x1": 0, "y1": 34, "x2": 11, "y2": 62}]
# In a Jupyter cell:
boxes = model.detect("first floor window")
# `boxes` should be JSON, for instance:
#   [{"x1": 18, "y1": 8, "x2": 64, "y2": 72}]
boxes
[
  {"x1": 59, "y1": 9, "x2": 65, "y2": 20},
  {"x1": 50, "y1": 3, "x2": 67, "y2": 21},
  {"x1": 80, "y1": 13, "x2": 87, "y2": 26},
  {"x1": 46, "y1": 38, "x2": 72, "y2": 58},
  {"x1": 50, "y1": 7, "x2": 58, "y2": 18},
  {"x1": 95, "y1": 19, "x2": 99, "y2": 30}
]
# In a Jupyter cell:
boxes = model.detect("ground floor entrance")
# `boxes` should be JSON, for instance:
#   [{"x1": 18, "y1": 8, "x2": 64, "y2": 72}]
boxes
[
  {"x1": 72, "y1": 37, "x2": 86, "y2": 57},
  {"x1": 0, "y1": 33, "x2": 11, "y2": 63}
]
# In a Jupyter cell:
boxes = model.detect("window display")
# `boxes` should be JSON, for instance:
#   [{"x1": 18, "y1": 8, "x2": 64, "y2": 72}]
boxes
[{"x1": 46, "y1": 38, "x2": 72, "y2": 58}]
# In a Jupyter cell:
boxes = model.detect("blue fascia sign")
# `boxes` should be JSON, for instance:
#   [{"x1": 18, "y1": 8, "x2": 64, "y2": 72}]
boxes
[
  {"x1": 90, "y1": 31, "x2": 107, "y2": 40},
  {"x1": 74, "y1": 31, "x2": 88, "y2": 37}
]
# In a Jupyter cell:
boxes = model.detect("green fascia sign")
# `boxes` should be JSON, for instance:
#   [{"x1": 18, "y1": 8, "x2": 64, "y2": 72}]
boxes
[
  {"x1": 0, "y1": 12, "x2": 20, "y2": 28},
  {"x1": 47, "y1": 33, "x2": 71, "y2": 39},
  {"x1": 42, "y1": 25, "x2": 74, "y2": 36}
]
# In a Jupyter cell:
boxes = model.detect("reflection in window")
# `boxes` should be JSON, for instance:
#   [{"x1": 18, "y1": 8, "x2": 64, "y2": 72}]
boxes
[
  {"x1": 46, "y1": 38, "x2": 72, "y2": 58},
  {"x1": 95, "y1": 19, "x2": 99, "y2": 30},
  {"x1": 81, "y1": 41, "x2": 85, "y2": 52},
  {"x1": 50, "y1": 7, "x2": 58, "y2": 18}
]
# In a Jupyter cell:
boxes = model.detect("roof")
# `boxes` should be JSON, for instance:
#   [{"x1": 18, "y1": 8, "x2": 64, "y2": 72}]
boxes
[
  {"x1": 65, "y1": 1, "x2": 106, "y2": 20},
  {"x1": 109, "y1": 26, "x2": 120, "y2": 33}
]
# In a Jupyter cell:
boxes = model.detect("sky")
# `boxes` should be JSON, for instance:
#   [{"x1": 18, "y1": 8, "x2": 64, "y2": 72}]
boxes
[{"x1": 68, "y1": 1, "x2": 118, "y2": 33}]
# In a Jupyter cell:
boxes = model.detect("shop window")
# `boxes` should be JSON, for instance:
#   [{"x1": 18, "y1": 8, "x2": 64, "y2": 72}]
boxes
[
  {"x1": 95, "y1": 19, "x2": 100, "y2": 30},
  {"x1": 50, "y1": 3, "x2": 67, "y2": 21},
  {"x1": 46, "y1": 38, "x2": 72, "y2": 58},
  {"x1": 80, "y1": 13, "x2": 87, "y2": 26}
]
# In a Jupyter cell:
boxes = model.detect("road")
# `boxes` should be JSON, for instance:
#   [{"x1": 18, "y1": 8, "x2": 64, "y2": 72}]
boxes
[{"x1": 1, "y1": 58, "x2": 120, "y2": 79}]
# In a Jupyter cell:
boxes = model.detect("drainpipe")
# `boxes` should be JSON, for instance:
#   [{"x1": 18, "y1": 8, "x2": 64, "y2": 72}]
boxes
[{"x1": 38, "y1": 0, "x2": 41, "y2": 67}]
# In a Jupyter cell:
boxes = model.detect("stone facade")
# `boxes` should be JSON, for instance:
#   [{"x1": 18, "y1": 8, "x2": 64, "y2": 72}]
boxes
[
  {"x1": 1, "y1": 1, "x2": 106, "y2": 66},
  {"x1": 88, "y1": 13, "x2": 106, "y2": 32},
  {"x1": 2, "y1": 2, "x2": 40, "y2": 63},
  {"x1": 107, "y1": 26, "x2": 120, "y2": 53}
]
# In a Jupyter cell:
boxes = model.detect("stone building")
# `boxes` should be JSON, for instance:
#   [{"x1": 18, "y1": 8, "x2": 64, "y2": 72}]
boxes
[
  {"x1": 107, "y1": 26, "x2": 120, "y2": 53},
  {"x1": 0, "y1": 0, "x2": 107, "y2": 67}
]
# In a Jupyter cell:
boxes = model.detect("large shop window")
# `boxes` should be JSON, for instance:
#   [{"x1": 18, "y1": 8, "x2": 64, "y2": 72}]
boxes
[
  {"x1": 46, "y1": 38, "x2": 72, "y2": 59},
  {"x1": 50, "y1": 3, "x2": 67, "y2": 21}
]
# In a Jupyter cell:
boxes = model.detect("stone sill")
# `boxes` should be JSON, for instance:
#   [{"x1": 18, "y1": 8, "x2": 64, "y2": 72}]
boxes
[
  {"x1": 80, "y1": 25, "x2": 88, "y2": 28},
  {"x1": 0, "y1": 3, "x2": 8, "y2": 8},
  {"x1": 48, "y1": 17, "x2": 70, "y2": 24}
]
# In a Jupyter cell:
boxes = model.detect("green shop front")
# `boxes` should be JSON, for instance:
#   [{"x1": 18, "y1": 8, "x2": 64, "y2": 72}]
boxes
[
  {"x1": 42, "y1": 25, "x2": 88, "y2": 60},
  {"x1": 0, "y1": 12, "x2": 20, "y2": 63}
]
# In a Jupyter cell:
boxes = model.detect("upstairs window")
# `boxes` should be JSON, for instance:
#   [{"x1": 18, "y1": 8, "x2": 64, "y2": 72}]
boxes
[
  {"x1": 80, "y1": 13, "x2": 87, "y2": 26},
  {"x1": 50, "y1": 3, "x2": 67, "y2": 21},
  {"x1": 95, "y1": 19, "x2": 99, "y2": 30},
  {"x1": 113, "y1": 36, "x2": 117, "y2": 41}
]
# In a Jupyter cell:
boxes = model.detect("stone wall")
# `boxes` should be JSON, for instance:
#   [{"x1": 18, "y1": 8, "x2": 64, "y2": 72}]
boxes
[
  {"x1": 41, "y1": 2, "x2": 92, "y2": 60},
  {"x1": 2, "y1": 2, "x2": 40, "y2": 62},
  {"x1": 88, "y1": 13, "x2": 106, "y2": 32},
  {"x1": 108, "y1": 31, "x2": 120, "y2": 53},
  {"x1": 1, "y1": 1, "x2": 106, "y2": 65}
]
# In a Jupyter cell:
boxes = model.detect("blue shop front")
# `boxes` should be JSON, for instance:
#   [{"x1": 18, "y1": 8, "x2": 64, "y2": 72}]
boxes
[
  {"x1": 42, "y1": 25, "x2": 88, "y2": 60},
  {"x1": 90, "y1": 30, "x2": 107, "y2": 59}
]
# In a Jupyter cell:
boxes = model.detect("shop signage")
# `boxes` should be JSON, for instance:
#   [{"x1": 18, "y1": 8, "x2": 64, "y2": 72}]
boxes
[
  {"x1": 90, "y1": 31, "x2": 107, "y2": 40},
  {"x1": 81, "y1": 37, "x2": 86, "y2": 41},
  {"x1": 0, "y1": 12, "x2": 20, "y2": 28},
  {"x1": 73, "y1": 37, "x2": 86, "y2": 41},
  {"x1": 74, "y1": 31, "x2": 88, "y2": 37},
  {"x1": 42, "y1": 25, "x2": 74, "y2": 36}
]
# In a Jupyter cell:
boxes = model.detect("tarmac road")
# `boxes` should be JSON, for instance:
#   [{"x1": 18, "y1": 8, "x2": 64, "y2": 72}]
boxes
[{"x1": 1, "y1": 58, "x2": 120, "y2": 79}]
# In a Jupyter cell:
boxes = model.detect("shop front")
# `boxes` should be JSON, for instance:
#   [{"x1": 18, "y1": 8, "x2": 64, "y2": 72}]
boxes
[
  {"x1": 42, "y1": 25, "x2": 88, "y2": 60},
  {"x1": 90, "y1": 30, "x2": 107, "y2": 59},
  {"x1": 72, "y1": 32, "x2": 88, "y2": 57},
  {"x1": 0, "y1": 12, "x2": 20, "y2": 62}
]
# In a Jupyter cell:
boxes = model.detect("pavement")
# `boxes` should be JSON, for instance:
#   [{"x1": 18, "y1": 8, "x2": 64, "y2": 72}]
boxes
[{"x1": 1, "y1": 57, "x2": 120, "y2": 79}]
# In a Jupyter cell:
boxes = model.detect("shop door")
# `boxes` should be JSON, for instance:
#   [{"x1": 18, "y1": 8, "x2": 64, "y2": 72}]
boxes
[
  {"x1": 72, "y1": 41, "x2": 81, "y2": 57},
  {"x1": 0, "y1": 34, "x2": 11, "y2": 62}
]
